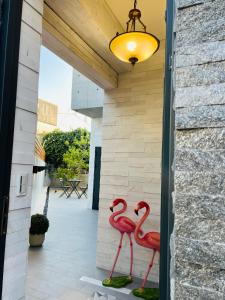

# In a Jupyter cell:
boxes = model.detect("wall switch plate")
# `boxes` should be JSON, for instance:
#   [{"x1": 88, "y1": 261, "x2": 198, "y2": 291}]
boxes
[{"x1": 17, "y1": 174, "x2": 28, "y2": 197}]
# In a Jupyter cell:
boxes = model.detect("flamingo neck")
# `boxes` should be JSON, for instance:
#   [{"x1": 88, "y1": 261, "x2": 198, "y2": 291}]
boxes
[
  {"x1": 135, "y1": 205, "x2": 150, "y2": 241},
  {"x1": 109, "y1": 201, "x2": 127, "y2": 224}
]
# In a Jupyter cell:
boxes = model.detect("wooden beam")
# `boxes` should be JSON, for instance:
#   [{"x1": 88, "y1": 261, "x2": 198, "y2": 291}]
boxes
[
  {"x1": 42, "y1": 4, "x2": 118, "y2": 90},
  {"x1": 45, "y1": 0, "x2": 131, "y2": 74}
]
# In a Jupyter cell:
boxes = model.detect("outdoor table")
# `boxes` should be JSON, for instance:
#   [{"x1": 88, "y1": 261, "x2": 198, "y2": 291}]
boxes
[{"x1": 67, "y1": 179, "x2": 82, "y2": 198}]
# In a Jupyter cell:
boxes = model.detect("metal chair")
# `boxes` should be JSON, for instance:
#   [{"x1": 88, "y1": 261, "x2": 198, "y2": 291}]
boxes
[
  {"x1": 59, "y1": 178, "x2": 71, "y2": 198},
  {"x1": 78, "y1": 174, "x2": 88, "y2": 199},
  {"x1": 78, "y1": 184, "x2": 88, "y2": 198}
]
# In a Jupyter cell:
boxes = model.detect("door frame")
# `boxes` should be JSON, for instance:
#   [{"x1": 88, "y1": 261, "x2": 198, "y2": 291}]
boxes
[
  {"x1": 0, "y1": 0, "x2": 23, "y2": 297},
  {"x1": 92, "y1": 147, "x2": 102, "y2": 210},
  {"x1": 159, "y1": 0, "x2": 175, "y2": 299},
  {"x1": 0, "y1": 0, "x2": 175, "y2": 298}
]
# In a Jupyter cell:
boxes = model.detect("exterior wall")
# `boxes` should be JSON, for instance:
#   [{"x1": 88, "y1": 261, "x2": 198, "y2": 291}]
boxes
[
  {"x1": 37, "y1": 98, "x2": 57, "y2": 134},
  {"x1": 97, "y1": 44, "x2": 165, "y2": 282},
  {"x1": 31, "y1": 157, "x2": 47, "y2": 215},
  {"x1": 37, "y1": 99, "x2": 57, "y2": 126},
  {"x1": 2, "y1": 1, "x2": 42, "y2": 299},
  {"x1": 172, "y1": 0, "x2": 225, "y2": 299},
  {"x1": 36, "y1": 120, "x2": 56, "y2": 135},
  {"x1": 71, "y1": 69, "x2": 104, "y2": 118},
  {"x1": 87, "y1": 118, "x2": 103, "y2": 209}
]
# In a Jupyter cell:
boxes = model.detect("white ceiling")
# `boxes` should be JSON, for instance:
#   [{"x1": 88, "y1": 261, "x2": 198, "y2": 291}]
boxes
[{"x1": 105, "y1": 0, "x2": 166, "y2": 40}]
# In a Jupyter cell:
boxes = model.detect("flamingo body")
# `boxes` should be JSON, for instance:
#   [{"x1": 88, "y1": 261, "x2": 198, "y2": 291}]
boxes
[
  {"x1": 136, "y1": 232, "x2": 160, "y2": 251},
  {"x1": 110, "y1": 216, "x2": 136, "y2": 233},
  {"x1": 107, "y1": 198, "x2": 136, "y2": 280},
  {"x1": 134, "y1": 201, "x2": 160, "y2": 288}
]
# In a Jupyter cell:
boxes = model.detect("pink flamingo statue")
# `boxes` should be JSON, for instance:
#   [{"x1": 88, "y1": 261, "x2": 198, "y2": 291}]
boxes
[
  {"x1": 102, "y1": 198, "x2": 137, "y2": 288},
  {"x1": 133, "y1": 201, "x2": 160, "y2": 299}
]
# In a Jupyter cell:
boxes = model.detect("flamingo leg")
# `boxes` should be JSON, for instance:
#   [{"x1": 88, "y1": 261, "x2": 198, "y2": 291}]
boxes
[
  {"x1": 141, "y1": 250, "x2": 156, "y2": 288},
  {"x1": 128, "y1": 233, "x2": 133, "y2": 277},
  {"x1": 109, "y1": 232, "x2": 124, "y2": 279}
]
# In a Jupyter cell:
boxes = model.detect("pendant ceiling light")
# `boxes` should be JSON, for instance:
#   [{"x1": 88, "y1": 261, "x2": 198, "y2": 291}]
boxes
[{"x1": 109, "y1": 0, "x2": 160, "y2": 65}]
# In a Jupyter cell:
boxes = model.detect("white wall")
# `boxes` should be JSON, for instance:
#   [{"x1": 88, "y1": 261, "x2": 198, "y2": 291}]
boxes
[
  {"x1": 2, "y1": 1, "x2": 43, "y2": 299},
  {"x1": 96, "y1": 43, "x2": 165, "y2": 283},
  {"x1": 87, "y1": 118, "x2": 103, "y2": 209},
  {"x1": 31, "y1": 157, "x2": 48, "y2": 215},
  {"x1": 71, "y1": 69, "x2": 104, "y2": 118},
  {"x1": 72, "y1": 69, "x2": 104, "y2": 110}
]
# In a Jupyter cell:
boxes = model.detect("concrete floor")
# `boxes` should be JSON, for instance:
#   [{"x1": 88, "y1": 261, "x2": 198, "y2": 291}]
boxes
[{"x1": 26, "y1": 192, "x2": 157, "y2": 300}]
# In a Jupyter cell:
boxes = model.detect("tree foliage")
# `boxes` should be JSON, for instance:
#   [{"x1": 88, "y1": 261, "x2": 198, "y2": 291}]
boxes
[
  {"x1": 55, "y1": 134, "x2": 90, "y2": 180},
  {"x1": 42, "y1": 128, "x2": 90, "y2": 168}
]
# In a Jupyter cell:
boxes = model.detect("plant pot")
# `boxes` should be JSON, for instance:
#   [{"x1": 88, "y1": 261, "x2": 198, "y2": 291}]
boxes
[{"x1": 29, "y1": 234, "x2": 45, "y2": 247}]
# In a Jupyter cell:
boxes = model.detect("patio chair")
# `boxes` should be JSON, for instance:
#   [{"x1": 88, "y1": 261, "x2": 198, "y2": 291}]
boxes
[
  {"x1": 79, "y1": 184, "x2": 88, "y2": 198},
  {"x1": 59, "y1": 178, "x2": 71, "y2": 198},
  {"x1": 78, "y1": 174, "x2": 88, "y2": 199}
]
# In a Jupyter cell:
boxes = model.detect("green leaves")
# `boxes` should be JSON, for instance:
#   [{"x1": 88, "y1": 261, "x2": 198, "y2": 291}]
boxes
[
  {"x1": 42, "y1": 128, "x2": 90, "y2": 180},
  {"x1": 42, "y1": 128, "x2": 90, "y2": 170}
]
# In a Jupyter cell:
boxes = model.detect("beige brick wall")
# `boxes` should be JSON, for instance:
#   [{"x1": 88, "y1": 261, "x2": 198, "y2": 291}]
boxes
[{"x1": 96, "y1": 43, "x2": 165, "y2": 283}]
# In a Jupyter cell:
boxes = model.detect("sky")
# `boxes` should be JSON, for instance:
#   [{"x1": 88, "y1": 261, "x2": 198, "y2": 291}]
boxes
[{"x1": 38, "y1": 46, "x2": 91, "y2": 131}]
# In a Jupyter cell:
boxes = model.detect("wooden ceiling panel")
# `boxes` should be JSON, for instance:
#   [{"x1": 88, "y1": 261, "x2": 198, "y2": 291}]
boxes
[{"x1": 44, "y1": 0, "x2": 131, "y2": 74}]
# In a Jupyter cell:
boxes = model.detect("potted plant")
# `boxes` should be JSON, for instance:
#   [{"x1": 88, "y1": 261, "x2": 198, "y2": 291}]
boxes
[{"x1": 29, "y1": 214, "x2": 49, "y2": 247}]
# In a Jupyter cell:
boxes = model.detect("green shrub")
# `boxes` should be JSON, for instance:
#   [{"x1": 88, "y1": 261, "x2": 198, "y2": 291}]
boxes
[
  {"x1": 30, "y1": 214, "x2": 49, "y2": 235},
  {"x1": 54, "y1": 131, "x2": 90, "y2": 180},
  {"x1": 42, "y1": 128, "x2": 90, "y2": 168}
]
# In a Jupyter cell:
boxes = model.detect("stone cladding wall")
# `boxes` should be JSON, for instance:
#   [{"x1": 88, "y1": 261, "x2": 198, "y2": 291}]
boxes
[{"x1": 172, "y1": 0, "x2": 225, "y2": 298}]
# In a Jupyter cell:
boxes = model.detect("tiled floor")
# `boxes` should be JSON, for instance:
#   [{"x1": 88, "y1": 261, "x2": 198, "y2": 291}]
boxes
[{"x1": 26, "y1": 192, "x2": 157, "y2": 300}]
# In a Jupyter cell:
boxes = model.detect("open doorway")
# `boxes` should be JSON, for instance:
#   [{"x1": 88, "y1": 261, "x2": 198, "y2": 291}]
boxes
[
  {"x1": 27, "y1": 0, "x2": 168, "y2": 298},
  {"x1": 0, "y1": 0, "x2": 175, "y2": 299}
]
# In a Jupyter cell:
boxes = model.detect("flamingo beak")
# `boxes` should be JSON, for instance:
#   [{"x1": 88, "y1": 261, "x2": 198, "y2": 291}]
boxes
[
  {"x1": 110, "y1": 206, "x2": 113, "y2": 212},
  {"x1": 134, "y1": 209, "x2": 139, "y2": 216}
]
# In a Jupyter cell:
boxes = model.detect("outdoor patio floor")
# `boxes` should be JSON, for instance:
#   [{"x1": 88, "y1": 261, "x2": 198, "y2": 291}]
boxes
[{"x1": 26, "y1": 192, "x2": 158, "y2": 300}]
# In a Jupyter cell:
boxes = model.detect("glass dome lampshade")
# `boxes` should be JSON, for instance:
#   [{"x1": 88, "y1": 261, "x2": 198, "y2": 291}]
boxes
[{"x1": 109, "y1": 0, "x2": 160, "y2": 65}]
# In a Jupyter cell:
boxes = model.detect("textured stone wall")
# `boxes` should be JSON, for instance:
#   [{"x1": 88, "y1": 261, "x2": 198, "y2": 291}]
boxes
[
  {"x1": 173, "y1": 0, "x2": 225, "y2": 298},
  {"x1": 96, "y1": 43, "x2": 165, "y2": 282}
]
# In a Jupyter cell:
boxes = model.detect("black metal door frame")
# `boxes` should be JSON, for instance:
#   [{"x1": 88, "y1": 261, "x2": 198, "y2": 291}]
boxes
[
  {"x1": 0, "y1": 0, "x2": 23, "y2": 297},
  {"x1": 92, "y1": 147, "x2": 102, "y2": 210},
  {"x1": 159, "y1": 0, "x2": 175, "y2": 299}
]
